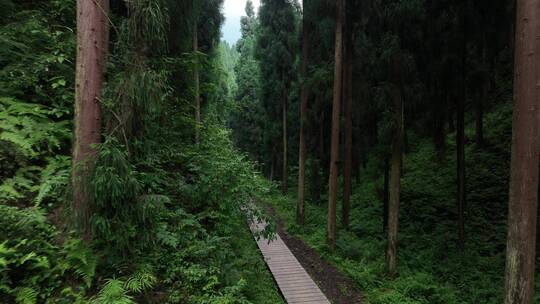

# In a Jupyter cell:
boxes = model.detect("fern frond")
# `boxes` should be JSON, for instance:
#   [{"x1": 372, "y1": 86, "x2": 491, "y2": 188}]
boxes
[
  {"x1": 15, "y1": 287, "x2": 37, "y2": 304},
  {"x1": 124, "y1": 268, "x2": 157, "y2": 293},
  {"x1": 91, "y1": 279, "x2": 135, "y2": 304}
]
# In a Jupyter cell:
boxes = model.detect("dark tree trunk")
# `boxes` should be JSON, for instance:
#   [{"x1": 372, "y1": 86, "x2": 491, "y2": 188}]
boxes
[
  {"x1": 327, "y1": 0, "x2": 344, "y2": 250},
  {"x1": 434, "y1": 89, "x2": 447, "y2": 162},
  {"x1": 193, "y1": 24, "x2": 200, "y2": 144},
  {"x1": 383, "y1": 157, "x2": 389, "y2": 233},
  {"x1": 297, "y1": 1, "x2": 311, "y2": 224},
  {"x1": 504, "y1": 0, "x2": 540, "y2": 302},
  {"x1": 270, "y1": 149, "x2": 276, "y2": 181},
  {"x1": 386, "y1": 53, "x2": 403, "y2": 278},
  {"x1": 448, "y1": 98, "x2": 455, "y2": 133},
  {"x1": 311, "y1": 110, "x2": 325, "y2": 204},
  {"x1": 475, "y1": 92, "x2": 484, "y2": 147},
  {"x1": 342, "y1": 8, "x2": 354, "y2": 229},
  {"x1": 476, "y1": 39, "x2": 488, "y2": 147},
  {"x1": 282, "y1": 86, "x2": 288, "y2": 194},
  {"x1": 73, "y1": 0, "x2": 109, "y2": 240},
  {"x1": 457, "y1": 9, "x2": 467, "y2": 251}
]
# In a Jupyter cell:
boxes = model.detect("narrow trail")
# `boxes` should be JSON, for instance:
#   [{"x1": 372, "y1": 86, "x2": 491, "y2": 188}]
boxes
[
  {"x1": 254, "y1": 204, "x2": 363, "y2": 304},
  {"x1": 250, "y1": 217, "x2": 331, "y2": 304}
]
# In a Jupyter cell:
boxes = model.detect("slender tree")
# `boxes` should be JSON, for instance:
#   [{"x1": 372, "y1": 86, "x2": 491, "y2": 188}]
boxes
[
  {"x1": 387, "y1": 52, "x2": 403, "y2": 277},
  {"x1": 457, "y1": 4, "x2": 467, "y2": 251},
  {"x1": 327, "y1": 0, "x2": 344, "y2": 250},
  {"x1": 193, "y1": 20, "x2": 200, "y2": 144},
  {"x1": 503, "y1": 0, "x2": 540, "y2": 302},
  {"x1": 72, "y1": 0, "x2": 109, "y2": 239},
  {"x1": 383, "y1": 157, "x2": 389, "y2": 232},
  {"x1": 297, "y1": 0, "x2": 311, "y2": 225},
  {"x1": 342, "y1": 5, "x2": 354, "y2": 229},
  {"x1": 282, "y1": 84, "x2": 288, "y2": 193}
]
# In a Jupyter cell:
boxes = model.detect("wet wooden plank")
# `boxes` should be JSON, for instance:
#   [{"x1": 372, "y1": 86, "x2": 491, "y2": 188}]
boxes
[{"x1": 249, "y1": 218, "x2": 331, "y2": 304}]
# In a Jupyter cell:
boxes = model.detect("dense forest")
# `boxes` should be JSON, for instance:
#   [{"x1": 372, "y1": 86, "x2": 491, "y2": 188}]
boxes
[{"x1": 1, "y1": 0, "x2": 540, "y2": 303}]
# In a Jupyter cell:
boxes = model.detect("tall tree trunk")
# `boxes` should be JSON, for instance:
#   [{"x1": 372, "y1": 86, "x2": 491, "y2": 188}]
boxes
[
  {"x1": 457, "y1": 89, "x2": 466, "y2": 251},
  {"x1": 270, "y1": 149, "x2": 276, "y2": 181},
  {"x1": 282, "y1": 86, "x2": 288, "y2": 194},
  {"x1": 297, "y1": 3, "x2": 311, "y2": 224},
  {"x1": 386, "y1": 53, "x2": 403, "y2": 278},
  {"x1": 457, "y1": 11, "x2": 467, "y2": 251},
  {"x1": 311, "y1": 110, "x2": 325, "y2": 204},
  {"x1": 434, "y1": 88, "x2": 447, "y2": 162},
  {"x1": 342, "y1": 9, "x2": 354, "y2": 230},
  {"x1": 73, "y1": 0, "x2": 109, "y2": 240},
  {"x1": 327, "y1": 0, "x2": 344, "y2": 250},
  {"x1": 476, "y1": 38, "x2": 488, "y2": 147},
  {"x1": 504, "y1": 0, "x2": 540, "y2": 302},
  {"x1": 383, "y1": 157, "x2": 389, "y2": 233},
  {"x1": 193, "y1": 25, "x2": 200, "y2": 144}
]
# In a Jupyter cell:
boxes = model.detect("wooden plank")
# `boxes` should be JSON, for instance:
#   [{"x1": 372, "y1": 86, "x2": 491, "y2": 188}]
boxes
[{"x1": 248, "y1": 216, "x2": 330, "y2": 304}]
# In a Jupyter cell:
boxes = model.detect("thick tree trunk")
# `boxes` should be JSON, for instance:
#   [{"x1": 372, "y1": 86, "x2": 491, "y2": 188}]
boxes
[
  {"x1": 342, "y1": 9, "x2": 354, "y2": 230},
  {"x1": 387, "y1": 53, "x2": 403, "y2": 278},
  {"x1": 73, "y1": 0, "x2": 109, "y2": 240},
  {"x1": 282, "y1": 87, "x2": 288, "y2": 194},
  {"x1": 193, "y1": 25, "x2": 200, "y2": 144},
  {"x1": 297, "y1": 4, "x2": 311, "y2": 224},
  {"x1": 504, "y1": 0, "x2": 540, "y2": 302},
  {"x1": 327, "y1": 0, "x2": 344, "y2": 250}
]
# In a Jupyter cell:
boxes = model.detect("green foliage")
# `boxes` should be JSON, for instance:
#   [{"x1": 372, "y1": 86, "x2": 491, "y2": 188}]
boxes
[
  {"x1": 91, "y1": 279, "x2": 135, "y2": 304},
  {"x1": 0, "y1": 0, "x2": 279, "y2": 303},
  {"x1": 0, "y1": 205, "x2": 95, "y2": 303},
  {"x1": 263, "y1": 101, "x2": 514, "y2": 303}
]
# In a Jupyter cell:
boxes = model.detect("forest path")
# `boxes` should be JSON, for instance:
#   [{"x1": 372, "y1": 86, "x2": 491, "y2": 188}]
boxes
[
  {"x1": 262, "y1": 204, "x2": 363, "y2": 304},
  {"x1": 249, "y1": 217, "x2": 331, "y2": 304}
]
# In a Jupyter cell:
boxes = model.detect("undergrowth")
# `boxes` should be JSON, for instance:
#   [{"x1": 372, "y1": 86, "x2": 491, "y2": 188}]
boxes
[
  {"x1": 261, "y1": 101, "x2": 539, "y2": 304},
  {"x1": 0, "y1": 122, "x2": 284, "y2": 303}
]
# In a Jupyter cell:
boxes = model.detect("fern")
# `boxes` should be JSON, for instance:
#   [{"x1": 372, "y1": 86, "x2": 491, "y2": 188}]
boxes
[
  {"x1": 91, "y1": 279, "x2": 135, "y2": 304},
  {"x1": 15, "y1": 287, "x2": 37, "y2": 304},
  {"x1": 0, "y1": 97, "x2": 70, "y2": 159},
  {"x1": 34, "y1": 156, "x2": 70, "y2": 206},
  {"x1": 124, "y1": 268, "x2": 157, "y2": 293},
  {"x1": 62, "y1": 238, "x2": 97, "y2": 288}
]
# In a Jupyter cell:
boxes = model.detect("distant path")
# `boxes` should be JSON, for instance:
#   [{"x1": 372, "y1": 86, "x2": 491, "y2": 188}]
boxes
[
  {"x1": 263, "y1": 204, "x2": 363, "y2": 304},
  {"x1": 250, "y1": 218, "x2": 331, "y2": 304}
]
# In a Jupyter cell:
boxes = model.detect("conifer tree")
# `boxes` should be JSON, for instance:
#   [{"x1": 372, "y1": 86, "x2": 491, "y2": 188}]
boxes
[
  {"x1": 72, "y1": 0, "x2": 109, "y2": 238},
  {"x1": 327, "y1": 0, "x2": 344, "y2": 250},
  {"x1": 504, "y1": 0, "x2": 540, "y2": 302}
]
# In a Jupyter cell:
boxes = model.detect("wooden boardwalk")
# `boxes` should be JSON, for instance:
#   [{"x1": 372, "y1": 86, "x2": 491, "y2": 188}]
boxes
[{"x1": 250, "y1": 218, "x2": 330, "y2": 304}]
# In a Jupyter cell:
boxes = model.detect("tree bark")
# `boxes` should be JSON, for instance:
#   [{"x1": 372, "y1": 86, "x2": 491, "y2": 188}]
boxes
[
  {"x1": 342, "y1": 7, "x2": 354, "y2": 230},
  {"x1": 504, "y1": 0, "x2": 540, "y2": 302},
  {"x1": 193, "y1": 24, "x2": 200, "y2": 144},
  {"x1": 73, "y1": 0, "x2": 109, "y2": 240},
  {"x1": 327, "y1": 0, "x2": 344, "y2": 250},
  {"x1": 297, "y1": 2, "x2": 311, "y2": 224},
  {"x1": 457, "y1": 10, "x2": 467, "y2": 251},
  {"x1": 387, "y1": 53, "x2": 403, "y2": 278},
  {"x1": 282, "y1": 86, "x2": 288, "y2": 194},
  {"x1": 476, "y1": 39, "x2": 488, "y2": 147},
  {"x1": 383, "y1": 157, "x2": 389, "y2": 233},
  {"x1": 311, "y1": 110, "x2": 325, "y2": 204}
]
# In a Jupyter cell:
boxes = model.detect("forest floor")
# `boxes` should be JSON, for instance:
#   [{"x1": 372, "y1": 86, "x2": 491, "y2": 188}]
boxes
[
  {"x1": 261, "y1": 203, "x2": 363, "y2": 304},
  {"x1": 254, "y1": 102, "x2": 523, "y2": 303}
]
